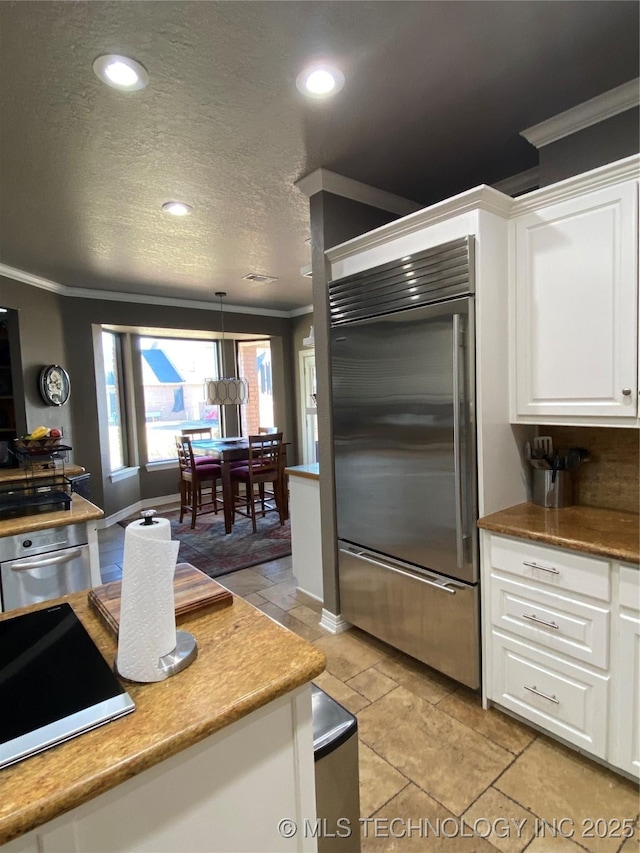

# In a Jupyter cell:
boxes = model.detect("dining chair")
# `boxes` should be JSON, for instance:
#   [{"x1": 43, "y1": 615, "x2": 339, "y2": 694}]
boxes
[
  {"x1": 181, "y1": 428, "x2": 217, "y2": 469},
  {"x1": 175, "y1": 435, "x2": 222, "y2": 528},
  {"x1": 230, "y1": 432, "x2": 286, "y2": 533},
  {"x1": 181, "y1": 427, "x2": 212, "y2": 440}
]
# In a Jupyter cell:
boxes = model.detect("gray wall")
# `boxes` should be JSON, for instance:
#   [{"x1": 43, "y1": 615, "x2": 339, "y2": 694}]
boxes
[
  {"x1": 310, "y1": 192, "x2": 400, "y2": 616},
  {"x1": 0, "y1": 278, "x2": 72, "y2": 441},
  {"x1": 538, "y1": 108, "x2": 639, "y2": 186},
  {"x1": 0, "y1": 278, "x2": 298, "y2": 517}
]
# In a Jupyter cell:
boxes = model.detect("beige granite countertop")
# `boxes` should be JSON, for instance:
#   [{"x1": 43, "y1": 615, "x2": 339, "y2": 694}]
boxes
[
  {"x1": 0, "y1": 587, "x2": 326, "y2": 845},
  {"x1": 285, "y1": 463, "x2": 319, "y2": 480},
  {"x1": 478, "y1": 502, "x2": 639, "y2": 564},
  {"x1": 0, "y1": 493, "x2": 103, "y2": 538}
]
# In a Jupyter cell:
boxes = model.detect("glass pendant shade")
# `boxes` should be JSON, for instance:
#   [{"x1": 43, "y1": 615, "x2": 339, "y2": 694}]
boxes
[
  {"x1": 204, "y1": 377, "x2": 249, "y2": 406},
  {"x1": 205, "y1": 291, "x2": 249, "y2": 406}
]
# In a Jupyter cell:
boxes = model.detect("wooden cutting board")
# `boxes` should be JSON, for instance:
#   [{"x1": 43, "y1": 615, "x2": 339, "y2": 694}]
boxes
[{"x1": 88, "y1": 562, "x2": 233, "y2": 636}]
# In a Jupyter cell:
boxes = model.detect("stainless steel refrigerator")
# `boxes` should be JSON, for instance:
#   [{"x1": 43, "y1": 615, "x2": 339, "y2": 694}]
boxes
[{"x1": 330, "y1": 237, "x2": 480, "y2": 688}]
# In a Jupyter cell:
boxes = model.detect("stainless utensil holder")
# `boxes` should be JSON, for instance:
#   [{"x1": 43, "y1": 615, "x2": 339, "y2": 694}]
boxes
[{"x1": 532, "y1": 469, "x2": 573, "y2": 508}]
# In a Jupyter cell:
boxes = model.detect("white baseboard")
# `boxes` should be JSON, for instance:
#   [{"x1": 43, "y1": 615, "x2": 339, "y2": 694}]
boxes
[
  {"x1": 97, "y1": 494, "x2": 180, "y2": 529},
  {"x1": 319, "y1": 609, "x2": 352, "y2": 634}
]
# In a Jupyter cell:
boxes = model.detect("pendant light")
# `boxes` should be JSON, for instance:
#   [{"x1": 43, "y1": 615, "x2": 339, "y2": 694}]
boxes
[{"x1": 204, "y1": 292, "x2": 249, "y2": 405}]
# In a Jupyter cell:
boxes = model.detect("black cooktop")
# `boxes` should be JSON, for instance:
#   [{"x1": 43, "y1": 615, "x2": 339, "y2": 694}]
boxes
[{"x1": 0, "y1": 602, "x2": 135, "y2": 770}]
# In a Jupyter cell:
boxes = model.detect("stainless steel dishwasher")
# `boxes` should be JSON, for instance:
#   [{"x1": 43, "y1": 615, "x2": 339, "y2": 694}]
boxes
[{"x1": 0, "y1": 523, "x2": 92, "y2": 611}]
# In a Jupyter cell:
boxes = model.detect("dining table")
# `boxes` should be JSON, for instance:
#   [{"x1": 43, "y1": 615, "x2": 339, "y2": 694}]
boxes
[{"x1": 191, "y1": 437, "x2": 288, "y2": 534}]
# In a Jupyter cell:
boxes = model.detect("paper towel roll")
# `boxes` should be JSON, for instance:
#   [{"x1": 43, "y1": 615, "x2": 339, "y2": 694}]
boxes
[{"x1": 116, "y1": 517, "x2": 181, "y2": 682}]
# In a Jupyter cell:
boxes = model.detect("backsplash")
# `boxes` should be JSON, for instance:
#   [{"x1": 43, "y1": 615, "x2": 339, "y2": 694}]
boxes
[{"x1": 545, "y1": 427, "x2": 639, "y2": 514}]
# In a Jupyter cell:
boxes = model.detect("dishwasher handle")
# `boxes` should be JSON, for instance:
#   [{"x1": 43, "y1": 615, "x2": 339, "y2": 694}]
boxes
[{"x1": 9, "y1": 548, "x2": 86, "y2": 572}]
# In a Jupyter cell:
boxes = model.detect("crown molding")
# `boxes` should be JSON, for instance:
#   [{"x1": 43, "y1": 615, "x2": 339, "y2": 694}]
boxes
[
  {"x1": 521, "y1": 78, "x2": 640, "y2": 149},
  {"x1": 326, "y1": 184, "x2": 513, "y2": 263},
  {"x1": 511, "y1": 153, "x2": 640, "y2": 216},
  {"x1": 0, "y1": 263, "x2": 298, "y2": 318},
  {"x1": 288, "y1": 304, "x2": 314, "y2": 317},
  {"x1": 295, "y1": 168, "x2": 422, "y2": 215},
  {"x1": 492, "y1": 167, "x2": 539, "y2": 197},
  {"x1": 0, "y1": 264, "x2": 64, "y2": 294}
]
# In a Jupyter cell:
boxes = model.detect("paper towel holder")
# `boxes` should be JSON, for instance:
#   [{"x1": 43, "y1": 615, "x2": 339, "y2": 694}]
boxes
[
  {"x1": 116, "y1": 631, "x2": 197, "y2": 681},
  {"x1": 156, "y1": 630, "x2": 198, "y2": 678},
  {"x1": 116, "y1": 508, "x2": 199, "y2": 681}
]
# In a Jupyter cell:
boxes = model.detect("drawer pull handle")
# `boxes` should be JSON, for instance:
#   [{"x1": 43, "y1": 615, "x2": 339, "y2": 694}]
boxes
[
  {"x1": 524, "y1": 684, "x2": 559, "y2": 704},
  {"x1": 522, "y1": 613, "x2": 559, "y2": 630},
  {"x1": 523, "y1": 560, "x2": 560, "y2": 575}
]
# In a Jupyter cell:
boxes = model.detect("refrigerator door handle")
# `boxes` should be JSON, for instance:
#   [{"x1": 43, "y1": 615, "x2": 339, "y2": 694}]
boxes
[
  {"x1": 452, "y1": 313, "x2": 464, "y2": 571},
  {"x1": 339, "y1": 547, "x2": 461, "y2": 594}
]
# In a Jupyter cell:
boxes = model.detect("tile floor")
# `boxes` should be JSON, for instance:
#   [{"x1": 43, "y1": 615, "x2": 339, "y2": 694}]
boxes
[{"x1": 98, "y1": 525, "x2": 639, "y2": 853}]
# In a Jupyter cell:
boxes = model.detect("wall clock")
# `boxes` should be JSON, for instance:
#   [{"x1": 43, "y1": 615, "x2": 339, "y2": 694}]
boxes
[{"x1": 38, "y1": 365, "x2": 71, "y2": 406}]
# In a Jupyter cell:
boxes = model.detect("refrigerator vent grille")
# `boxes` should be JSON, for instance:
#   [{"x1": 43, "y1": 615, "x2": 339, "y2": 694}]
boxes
[{"x1": 329, "y1": 236, "x2": 474, "y2": 325}]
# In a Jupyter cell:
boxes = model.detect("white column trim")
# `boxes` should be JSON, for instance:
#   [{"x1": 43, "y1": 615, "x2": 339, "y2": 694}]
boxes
[
  {"x1": 511, "y1": 153, "x2": 640, "y2": 216},
  {"x1": 325, "y1": 184, "x2": 513, "y2": 263},
  {"x1": 319, "y1": 609, "x2": 352, "y2": 634},
  {"x1": 295, "y1": 167, "x2": 422, "y2": 215},
  {"x1": 521, "y1": 78, "x2": 640, "y2": 149},
  {"x1": 492, "y1": 167, "x2": 540, "y2": 197}
]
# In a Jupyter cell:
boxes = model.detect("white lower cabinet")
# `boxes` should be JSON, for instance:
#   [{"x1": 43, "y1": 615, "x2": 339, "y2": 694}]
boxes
[
  {"x1": 491, "y1": 630, "x2": 609, "y2": 757},
  {"x1": 482, "y1": 532, "x2": 639, "y2": 779},
  {"x1": 610, "y1": 565, "x2": 640, "y2": 778},
  {"x1": 490, "y1": 574, "x2": 610, "y2": 668}
]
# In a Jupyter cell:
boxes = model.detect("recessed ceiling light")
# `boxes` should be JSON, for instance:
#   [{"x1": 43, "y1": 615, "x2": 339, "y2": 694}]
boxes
[
  {"x1": 296, "y1": 64, "x2": 345, "y2": 99},
  {"x1": 242, "y1": 273, "x2": 278, "y2": 284},
  {"x1": 162, "y1": 201, "x2": 193, "y2": 216},
  {"x1": 93, "y1": 54, "x2": 149, "y2": 91}
]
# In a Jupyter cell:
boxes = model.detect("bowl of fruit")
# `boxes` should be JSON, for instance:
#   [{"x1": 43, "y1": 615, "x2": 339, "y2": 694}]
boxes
[{"x1": 14, "y1": 427, "x2": 63, "y2": 454}]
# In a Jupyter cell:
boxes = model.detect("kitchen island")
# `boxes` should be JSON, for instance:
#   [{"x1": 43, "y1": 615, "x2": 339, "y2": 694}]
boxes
[{"x1": 0, "y1": 585, "x2": 326, "y2": 852}]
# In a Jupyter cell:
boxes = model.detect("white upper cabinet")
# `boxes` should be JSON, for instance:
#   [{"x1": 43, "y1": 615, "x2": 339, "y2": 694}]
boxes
[{"x1": 511, "y1": 163, "x2": 639, "y2": 425}]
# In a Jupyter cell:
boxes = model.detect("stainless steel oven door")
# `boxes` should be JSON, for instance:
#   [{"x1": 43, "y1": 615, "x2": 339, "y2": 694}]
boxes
[
  {"x1": 1, "y1": 544, "x2": 92, "y2": 611},
  {"x1": 338, "y1": 540, "x2": 480, "y2": 689}
]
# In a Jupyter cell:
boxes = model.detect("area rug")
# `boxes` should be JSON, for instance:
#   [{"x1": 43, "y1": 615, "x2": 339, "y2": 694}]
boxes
[{"x1": 119, "y1": 509, "x2": 291, "y2": 578}]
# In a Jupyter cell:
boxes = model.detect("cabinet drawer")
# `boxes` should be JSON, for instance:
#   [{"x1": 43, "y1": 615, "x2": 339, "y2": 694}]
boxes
[
  {"x1": 491, "y1": 631, "x2": 609, "y2": 758},
  {"x1": 490, "y1": 574, "x2": 610, "y2": 668},
  {"x1": 619, "y1": 564, "x2": 639, "y2": 614},
  {"x1": 489, "y1": 535, "x2": 610, "y2": 601}
]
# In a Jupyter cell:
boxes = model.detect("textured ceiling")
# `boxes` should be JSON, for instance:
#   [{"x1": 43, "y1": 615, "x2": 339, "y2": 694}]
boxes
[{"x1": 0, "y1": 1, "x2": 638, "y2": 312}]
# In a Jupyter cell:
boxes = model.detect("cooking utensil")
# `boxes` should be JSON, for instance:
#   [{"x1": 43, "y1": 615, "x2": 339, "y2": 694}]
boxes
[
  {"x1": 565, "y1": 448, "x2": 581, "y2": 471},
  {"x1": 564, "y1": 446, "x2": 591, "y2": 471},
  {"x1": 533, "y1": 435, "x2": 553, "y2": 456},
  {"x1": 524, "y1": 441, "x2": 532, "y2": 461},
  {"x1": 529, "y1": 458, "x2": 551, "y2": 470}
]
